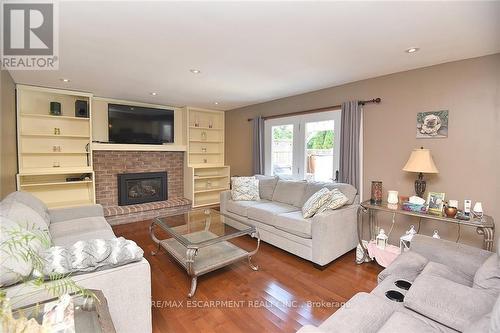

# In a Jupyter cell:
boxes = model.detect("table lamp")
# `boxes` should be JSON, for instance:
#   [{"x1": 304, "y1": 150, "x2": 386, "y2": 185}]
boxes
[{"x1": 402, "y1": 147, "x2": 439, "y2": 198}]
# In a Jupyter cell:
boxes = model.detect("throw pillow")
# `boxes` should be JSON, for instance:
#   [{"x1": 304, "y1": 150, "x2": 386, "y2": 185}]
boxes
[
  {"x1": 317, "y1": 189, "x2": 349, "y2": 214},
  {"x1": 302, "y1": 188, "x2": 331, "y2": 218},
  {"x1": 473, "y1": 254, "x2": 500, "y2": 295},
  {"x1": 231, "y1": 177, "x2": 260, "y2": 201},
  {"x1": 40, "y1": 237, "x2": 144, "y2": 276}
]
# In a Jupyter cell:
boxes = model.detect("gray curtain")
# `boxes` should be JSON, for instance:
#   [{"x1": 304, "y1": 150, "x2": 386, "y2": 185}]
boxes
[
  {"x1": 339, "y1": 101, "x2": 361, "y2": 190},
  {"x1": 252, "y1": 116, "x2": 265, "y2": 175}
]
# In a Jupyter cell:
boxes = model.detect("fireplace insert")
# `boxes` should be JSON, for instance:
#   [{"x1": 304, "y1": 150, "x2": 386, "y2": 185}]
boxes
[{"x1": 117, "y1": 172, "x2": 167, "y2": 205}]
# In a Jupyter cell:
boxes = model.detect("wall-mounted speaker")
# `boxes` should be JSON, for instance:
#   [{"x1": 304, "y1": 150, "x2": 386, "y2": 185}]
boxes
[
  {"x1": 75, "y1": 100, "x2": 89, "y2": 118},
  {"x1": 50, "y1": 102, "x2": 61, "y2": 116}
]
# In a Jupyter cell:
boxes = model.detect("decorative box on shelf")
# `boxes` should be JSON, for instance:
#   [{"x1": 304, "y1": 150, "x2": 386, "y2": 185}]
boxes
[{"x1": 401, "y1": 201, "x2": 427, "y2": 213}]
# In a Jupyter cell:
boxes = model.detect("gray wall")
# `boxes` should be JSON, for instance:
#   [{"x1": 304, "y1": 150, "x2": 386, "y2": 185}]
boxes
[{"x1": 225, "y1": 54, "x2": 500, "y2": 248}]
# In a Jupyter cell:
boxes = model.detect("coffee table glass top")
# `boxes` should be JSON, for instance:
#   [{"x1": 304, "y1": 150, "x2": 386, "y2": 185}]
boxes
[{"x1": 154, "y1": 209, "x2": 254, "y2": 248}]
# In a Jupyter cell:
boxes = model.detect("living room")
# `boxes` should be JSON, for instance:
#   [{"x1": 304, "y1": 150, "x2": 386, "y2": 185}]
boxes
[{"x1": 1, "y1": 1, "x2": 499, "y2": 332}]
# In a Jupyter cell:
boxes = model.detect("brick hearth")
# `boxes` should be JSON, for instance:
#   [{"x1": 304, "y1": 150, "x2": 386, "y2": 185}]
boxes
[{"x1": 92, "y1": 151, "x2": 191, "y2": 225}]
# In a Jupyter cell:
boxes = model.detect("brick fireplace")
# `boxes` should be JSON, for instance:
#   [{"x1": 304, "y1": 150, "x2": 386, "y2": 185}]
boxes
[{"x1": 93, "y1": 151, "x2": 191, "y2": 225}]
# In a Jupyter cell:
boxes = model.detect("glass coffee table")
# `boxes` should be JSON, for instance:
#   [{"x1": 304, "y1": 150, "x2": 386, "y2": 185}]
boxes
[{"x1": 150, "y1": 209, "x2": 260, "y2": 297}]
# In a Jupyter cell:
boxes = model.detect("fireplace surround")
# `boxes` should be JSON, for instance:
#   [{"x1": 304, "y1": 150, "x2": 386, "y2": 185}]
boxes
[{"x1": 118, "y1": 172, "x2": 167, "y2": 206}]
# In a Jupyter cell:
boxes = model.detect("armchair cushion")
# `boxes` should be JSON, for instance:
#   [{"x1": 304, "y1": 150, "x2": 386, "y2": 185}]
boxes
[
  {"x1": 404, "y1": 274, "x2": 497, "y2": 332},
  {"x1": 473, "y1": 254, "x2": 500, "y2": 296}
]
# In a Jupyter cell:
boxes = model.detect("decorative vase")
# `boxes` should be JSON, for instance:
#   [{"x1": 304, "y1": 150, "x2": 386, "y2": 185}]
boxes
[
  {"x1": 387, "y1": 190, "x2": 399, "y2": 204},
  {"x1": 370, "y1": 181, "x2": 383, "y2": 205},
  {"x1": 444, "y1": 206, "x2": 457, "y2": 218}
]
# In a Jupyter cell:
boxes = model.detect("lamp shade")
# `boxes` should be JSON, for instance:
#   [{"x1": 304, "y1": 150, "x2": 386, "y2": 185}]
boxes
[{"x1": 402, "y1": 148, "x2": 439, "y2": 174}]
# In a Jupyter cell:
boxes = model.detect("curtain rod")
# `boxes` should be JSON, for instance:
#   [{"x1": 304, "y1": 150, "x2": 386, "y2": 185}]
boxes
[{"x1": 246, "y1": 98, "x2": 381, "y2": 122}]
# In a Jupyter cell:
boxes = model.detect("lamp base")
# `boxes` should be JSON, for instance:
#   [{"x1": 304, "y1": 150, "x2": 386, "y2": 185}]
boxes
[{"x1": 415, "y1": 173, "x2": 426, "y2": 198}]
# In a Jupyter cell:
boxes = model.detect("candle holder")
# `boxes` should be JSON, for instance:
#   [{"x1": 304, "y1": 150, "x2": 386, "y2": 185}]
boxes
[{"x1": 371, "y1": 181, "x2": 383, "y2": 205}]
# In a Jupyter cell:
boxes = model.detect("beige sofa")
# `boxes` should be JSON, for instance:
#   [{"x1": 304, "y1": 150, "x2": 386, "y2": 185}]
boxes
[
  {"x1": 0, "y1": 191, "x2": 151, "y2": 333},
  {"x1": 220, "y1": 176, "x2": 359, "y2": 267}
]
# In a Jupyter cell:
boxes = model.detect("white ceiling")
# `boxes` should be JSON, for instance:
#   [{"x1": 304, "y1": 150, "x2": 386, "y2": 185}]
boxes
[{"x1": 9, "y1": 1, "x2": 500, "y2": 110}]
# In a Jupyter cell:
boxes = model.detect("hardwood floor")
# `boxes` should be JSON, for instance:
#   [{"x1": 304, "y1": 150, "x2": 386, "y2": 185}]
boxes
[{"x1": 113, "y1": 220, "x2": 382, "y2": 333}]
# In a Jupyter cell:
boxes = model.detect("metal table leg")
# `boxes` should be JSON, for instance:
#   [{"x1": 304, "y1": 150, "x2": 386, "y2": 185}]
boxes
[
  {"x1": 248, "y1": 231, "x2": 260, "y2": 271},
  {"x1": 356, "y1": 206, "x2": 371, "y2": 264},
  {"x1": 186, "y1": 248, "x2": 198, "y2": 298},
  {"x1": 477, "y1": 227, "x2": 495, "y2": 251}
]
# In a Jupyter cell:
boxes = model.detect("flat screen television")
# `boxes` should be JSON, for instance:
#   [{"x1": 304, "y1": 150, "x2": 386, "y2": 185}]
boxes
[{"x1": 108, "y1": 104, "x2": 174, "y2": 144}]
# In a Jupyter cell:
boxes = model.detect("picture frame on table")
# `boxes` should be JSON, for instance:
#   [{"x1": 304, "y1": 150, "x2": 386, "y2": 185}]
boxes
[{"x1": 427, "y1": 192, "x2": 446, "y2": 215}]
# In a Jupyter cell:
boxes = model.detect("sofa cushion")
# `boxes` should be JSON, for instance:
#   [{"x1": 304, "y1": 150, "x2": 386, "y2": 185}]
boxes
[
  {"x1": 302, "y1": 182, "x2": 357, "y2": 206},
  {"x1": 247, "y1": 202, "x2": 298, "y2": 225},
  {"x1": 50, "y1": 216, "x2": 115, "y2": 247},
  {"x1": 378, "y1": 251, "x2": 428, "y2": 283},
  {"x1": 302, "y1": 188, "x2": 331, "y2": 218},
  {"x1": 273, "y1": 211, "x2": 312, "y2": 238},
  {"x1": 473, "y1": 254, "x2": 500, "y2": 295},
  {"x1": 272, "y1": 180, "x2": 307, "y2": 207},
  {"x1": 2, "y1": 191, "x2": 50, "y2": 226},
  {"x1": 231, "y1": 177, "x2": 260, "y2": 201},
  {"x1": 1, "y1": 200, "x2": 50, "y2": 237},
  {"x1": 404, "y1": 274, "x2": 496, "y2": 332},
  {"x1": 377, "y1": 311, "x2": 445, "y2": 333},
  {"x1": 226, "y1": 199, "x2": 269, "y2": 217},
  {"x1": 421, "y1": 261, "x2": 473, "y2": 286},
  {"x1": 319, "y1": 292, "x2": 398, "y2": 333},
  {"x1": 255, "y1": 175, "x2": 279, "y2": 200},
  {"x1": 0, "y1": 217, "x2": 50, "y2": 287}
]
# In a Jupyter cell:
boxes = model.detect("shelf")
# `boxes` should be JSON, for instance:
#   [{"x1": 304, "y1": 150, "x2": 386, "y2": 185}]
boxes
[
  {"x1": 20, "y1": 180, "x2": 93, "y2": 188},
  {"x1": 21, "y1": 114, "x2": 90, "y2": 121},
  {"x1": 194, "y1": 175, "x2": 229, "y2": 180},
  {"x1": 189, "y1": 152, "x2": 221, "y2": 155},
  {"x1": 191, "y1": 164, "x2": 227, "y2": 168},
  {"x1": 189, "y1": 140, "x2": 222, "y2": 143},
  {"x1": 194, "y1": 187, "x2": 228, "y2": 194},
  {"x1": 21, "y1": 133, "x2": 90, "y2": 138},
  {"x1": 19, "y1": 167, "x2": 94, "y2": 175},
  {"x1": 189, "y1": 126, "x2": 222, "y2": 131},
  {"x1": 23, "y1": 152, "x2": 88, "y2": 155},
  {"x1": 92, "y1": 143, "x2": 187, "y2": 152},
  {"x1": 193, "y1": 200, "x2": 220, "y2": 207},
  {"x1": 46, "y1": 200, "x2": 94, "y2": 209}
]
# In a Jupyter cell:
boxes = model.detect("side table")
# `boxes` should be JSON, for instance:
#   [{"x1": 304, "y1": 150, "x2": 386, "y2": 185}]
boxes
[{"x1": 356, "y1": 200, "x2": 495, "y2": 264}]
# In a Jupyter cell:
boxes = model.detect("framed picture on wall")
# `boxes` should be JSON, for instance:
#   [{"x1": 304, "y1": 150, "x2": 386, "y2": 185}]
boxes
[
  {"x1": 416, "y1": 110, "x2": 448, "y2": 138},
  {"x1": 427, "y1": 192, "x2": 446, "y2": 215}
]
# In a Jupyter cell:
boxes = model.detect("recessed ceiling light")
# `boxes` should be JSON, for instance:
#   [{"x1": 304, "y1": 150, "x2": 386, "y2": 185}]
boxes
[
  {"x1": 150, "y1": 92, "x2": 158, "y2": 96},
  {"x1": 214, "y1": 102, "x2": 219, "y2": 105},
  {"x1": 60, "y1": 78, "x2": 70, "y2": 82},
  {"x1": 405, "y1": 47, "x2": 419, "y2": 54},
  {"x1": 190, "y1": 69, "x2": 201, "y2": 74}
]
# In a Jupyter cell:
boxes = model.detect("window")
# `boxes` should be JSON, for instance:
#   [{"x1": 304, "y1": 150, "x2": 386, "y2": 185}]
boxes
[{"x1": 264, "y1": 110, "x2": 341, "y2": 181}]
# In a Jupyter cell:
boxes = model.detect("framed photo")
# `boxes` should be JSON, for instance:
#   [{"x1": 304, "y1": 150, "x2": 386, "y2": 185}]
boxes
[
  {"x1": 416, "y1": 110, "x2": 448, "y2": 138},
  {"x1": 427, "y1": 192, "x2": 445, "y2": 215}
]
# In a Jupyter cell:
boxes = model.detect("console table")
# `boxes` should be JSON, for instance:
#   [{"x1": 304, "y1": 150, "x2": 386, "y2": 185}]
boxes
[{"x1": 356, "y1": 200, "x2": 495, "y2": 264}]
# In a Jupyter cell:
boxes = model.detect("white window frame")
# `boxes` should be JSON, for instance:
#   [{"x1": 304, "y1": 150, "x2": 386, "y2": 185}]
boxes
[{"x1": 264, "y1": 110, "x2": 341, "y2": 180}]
